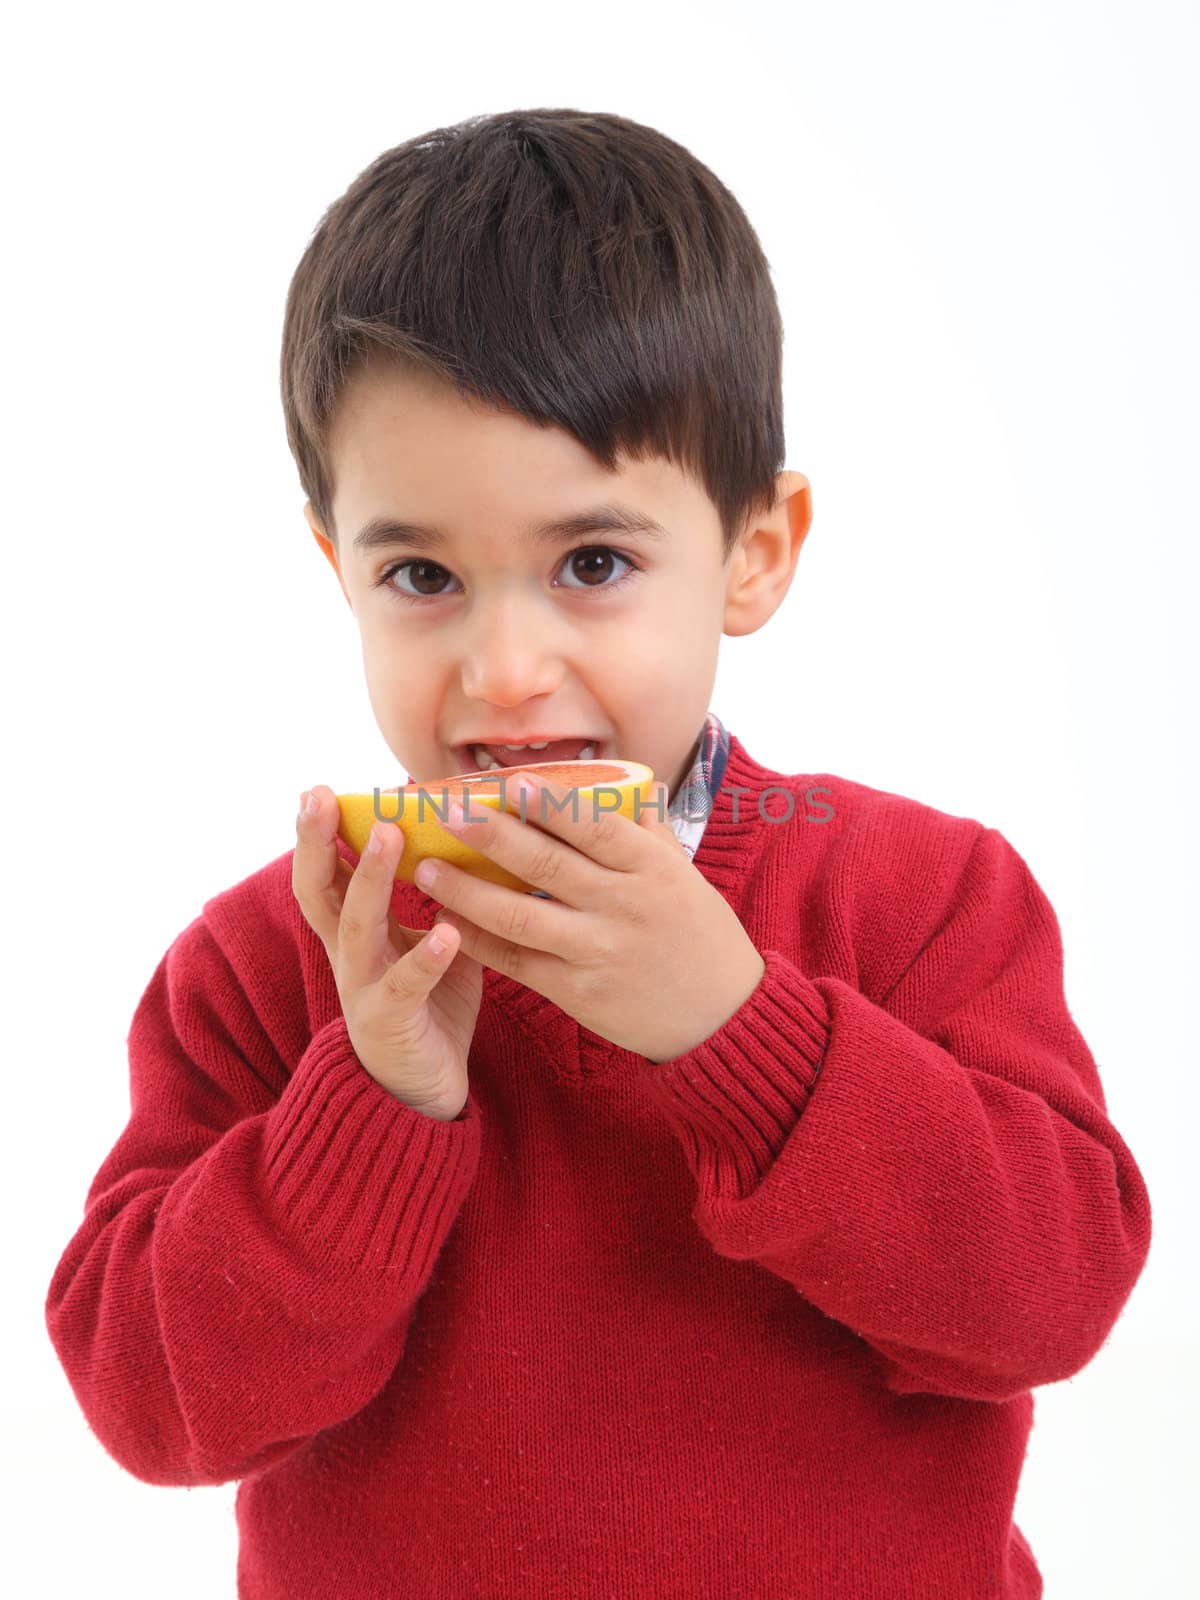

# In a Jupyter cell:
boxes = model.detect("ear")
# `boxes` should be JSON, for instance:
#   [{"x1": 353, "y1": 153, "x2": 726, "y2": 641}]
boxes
[
  {"x1": 304, "y1": 500, "x2": 354, "y2": 610},
  {"x1": 722, "y1": 470, "x2": 812, "y2": 639}
]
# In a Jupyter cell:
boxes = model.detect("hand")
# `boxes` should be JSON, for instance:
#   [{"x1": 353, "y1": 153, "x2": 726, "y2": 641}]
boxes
[
  {"x1": 291, "y1": 786, "x2": 484, "y2": 1119},
  {"x1": 419, "y1": 777, "x2": 766, "y2": 1063}
]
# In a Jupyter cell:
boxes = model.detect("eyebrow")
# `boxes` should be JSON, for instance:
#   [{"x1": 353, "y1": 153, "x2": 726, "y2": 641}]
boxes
[{"x1": 351, "y1": 502, "x2": 670, "y2": 555}]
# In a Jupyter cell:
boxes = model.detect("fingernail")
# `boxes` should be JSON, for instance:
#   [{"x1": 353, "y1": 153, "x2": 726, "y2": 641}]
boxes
[{"x1": 303, "y1": 790, "x2": 320, "y2": 817}]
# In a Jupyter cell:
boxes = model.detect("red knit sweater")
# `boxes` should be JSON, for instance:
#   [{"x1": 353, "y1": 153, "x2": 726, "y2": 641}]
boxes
[{"x1": 45, "y1": 732, "x2": 1152, "y2": 1599}]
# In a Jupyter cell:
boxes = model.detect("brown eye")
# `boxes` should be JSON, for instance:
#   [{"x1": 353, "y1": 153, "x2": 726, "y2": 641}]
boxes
[
  {"x1": 558, "y1": 547, "x2": 638, "y2": 590},
  {"x1": 407, "y1": 561, "x2": 452, "y2": 596},
  {"x1": 570, "y1": 548, "x2": 614, "y2": 585},
  {"x1": 380, "y1": 559, "x2": 460, "y2": 599}
]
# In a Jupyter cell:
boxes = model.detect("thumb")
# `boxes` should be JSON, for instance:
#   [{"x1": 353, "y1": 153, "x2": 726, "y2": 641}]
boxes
[{"x1": 386, "y1": 921, "x2": 458, "y2": 998}]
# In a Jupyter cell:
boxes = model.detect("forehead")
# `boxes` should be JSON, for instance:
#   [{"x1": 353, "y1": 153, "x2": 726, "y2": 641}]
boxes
[{"x1": 327, "y1": 359, "x2": 717, "y2": 549}]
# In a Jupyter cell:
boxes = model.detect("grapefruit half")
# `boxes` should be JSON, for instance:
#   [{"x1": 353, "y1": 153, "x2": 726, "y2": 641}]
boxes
[{"x1": 336, "y1": 756, "x2": 657, "y2": 894}]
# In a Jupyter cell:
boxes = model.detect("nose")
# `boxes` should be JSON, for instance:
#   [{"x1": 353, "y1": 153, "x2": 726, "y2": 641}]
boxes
[{"x1": 458, "y1": 595, "x2": 566, "y2": 704}]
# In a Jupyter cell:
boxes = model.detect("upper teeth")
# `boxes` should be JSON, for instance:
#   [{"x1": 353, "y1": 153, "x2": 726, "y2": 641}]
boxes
[{"x1": 469, "y1": 740, "x2": 596, "y2": 770}]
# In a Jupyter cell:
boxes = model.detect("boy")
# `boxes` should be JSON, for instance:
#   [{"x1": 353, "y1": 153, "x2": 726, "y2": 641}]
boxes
[{"x1": 45, "y1": 108, "x2": 1152, "y2": 1598}]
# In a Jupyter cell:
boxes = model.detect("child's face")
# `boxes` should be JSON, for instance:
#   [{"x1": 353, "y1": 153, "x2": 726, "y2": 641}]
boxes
[{"x1": 307, "y1": 359, "x2": 806, "y2": 799}]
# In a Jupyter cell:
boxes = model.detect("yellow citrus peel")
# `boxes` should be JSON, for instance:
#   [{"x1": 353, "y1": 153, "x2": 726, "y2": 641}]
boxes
[{"x1": 335, "y1": 756, "x2": 656, "y2": 894}]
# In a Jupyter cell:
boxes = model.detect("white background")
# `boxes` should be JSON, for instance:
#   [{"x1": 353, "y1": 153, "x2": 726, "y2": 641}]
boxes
[{"x1": 5, "y1": 0, "x2": 1195, "y2": 1594}]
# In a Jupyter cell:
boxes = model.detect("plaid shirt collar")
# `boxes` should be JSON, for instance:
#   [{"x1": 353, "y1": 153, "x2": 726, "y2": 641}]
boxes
[{"x1": 667, "y1": 709, "x2": 730, "y2": 862}]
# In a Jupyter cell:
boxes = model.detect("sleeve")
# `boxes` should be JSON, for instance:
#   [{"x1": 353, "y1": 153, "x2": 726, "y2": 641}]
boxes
[
  {"x1": 640, "y1": 822, "x2": 1153, "y2": 1403},
  {"x1": 44, "y1": 913, "x2": 482, "y2": 1487}
]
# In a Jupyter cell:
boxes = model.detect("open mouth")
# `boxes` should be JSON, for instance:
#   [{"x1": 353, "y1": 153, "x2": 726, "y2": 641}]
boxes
[{"x1": 452, "y1": 739, "x2": 607, "y2": 775}]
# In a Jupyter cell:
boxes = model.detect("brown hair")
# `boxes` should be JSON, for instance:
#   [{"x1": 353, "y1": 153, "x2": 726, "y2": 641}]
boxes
[{"x1": 279, "y1": 107, "x2": 785, "y2": 560}]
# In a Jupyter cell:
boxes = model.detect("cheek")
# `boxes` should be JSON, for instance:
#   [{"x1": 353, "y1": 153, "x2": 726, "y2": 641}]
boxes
[
  {"x1": 361, "y1": 639, "x2": 418, "y2": 709},
  {"x1": 599, "y1": 629, "x2": 678, "y2": 686},
  {"x1": 360, "y1": 624, "x2": 426, "y2": 677},
  {"x1": 361, "y1": 636, "x2": 446, "y2": 719}
]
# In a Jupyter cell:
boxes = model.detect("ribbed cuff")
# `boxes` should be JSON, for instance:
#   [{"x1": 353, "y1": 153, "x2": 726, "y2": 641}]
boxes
[
  {"x1": 261, "y1": 1014, "x2": 481, "y2": 1276},
  {"x1": 644, "y1": 949, "x2": 830, "y2": 1195}
]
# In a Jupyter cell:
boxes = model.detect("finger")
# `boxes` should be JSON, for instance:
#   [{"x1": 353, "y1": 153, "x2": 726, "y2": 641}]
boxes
[
  {"x1": 296, "y1": 790, "x2": 428, "y2": 969},
  {"x1": 446, "y1": 798, "x2": 592, "y2": 907},
  {"x1": 291, "y1": 785, "x2": 344, "y2": 955},
  {"x1": 434, "y1": 907, "x2": 565, "y2": 989},
  {"x1": 520, "y1": 774, "x2": 644, "y2": 875},
  {"x1": 336, "y1": 817, "x2": 409, "y2": 986},
  {"x1": 328, "y1": 854, "x2": 423, "y2": 960},
  {"x1": 639, "y1": 782, "x2": 680, "y2": 843},
  {"x1": 428, "y1": 861, "x2": 585, "y2": 956}
]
